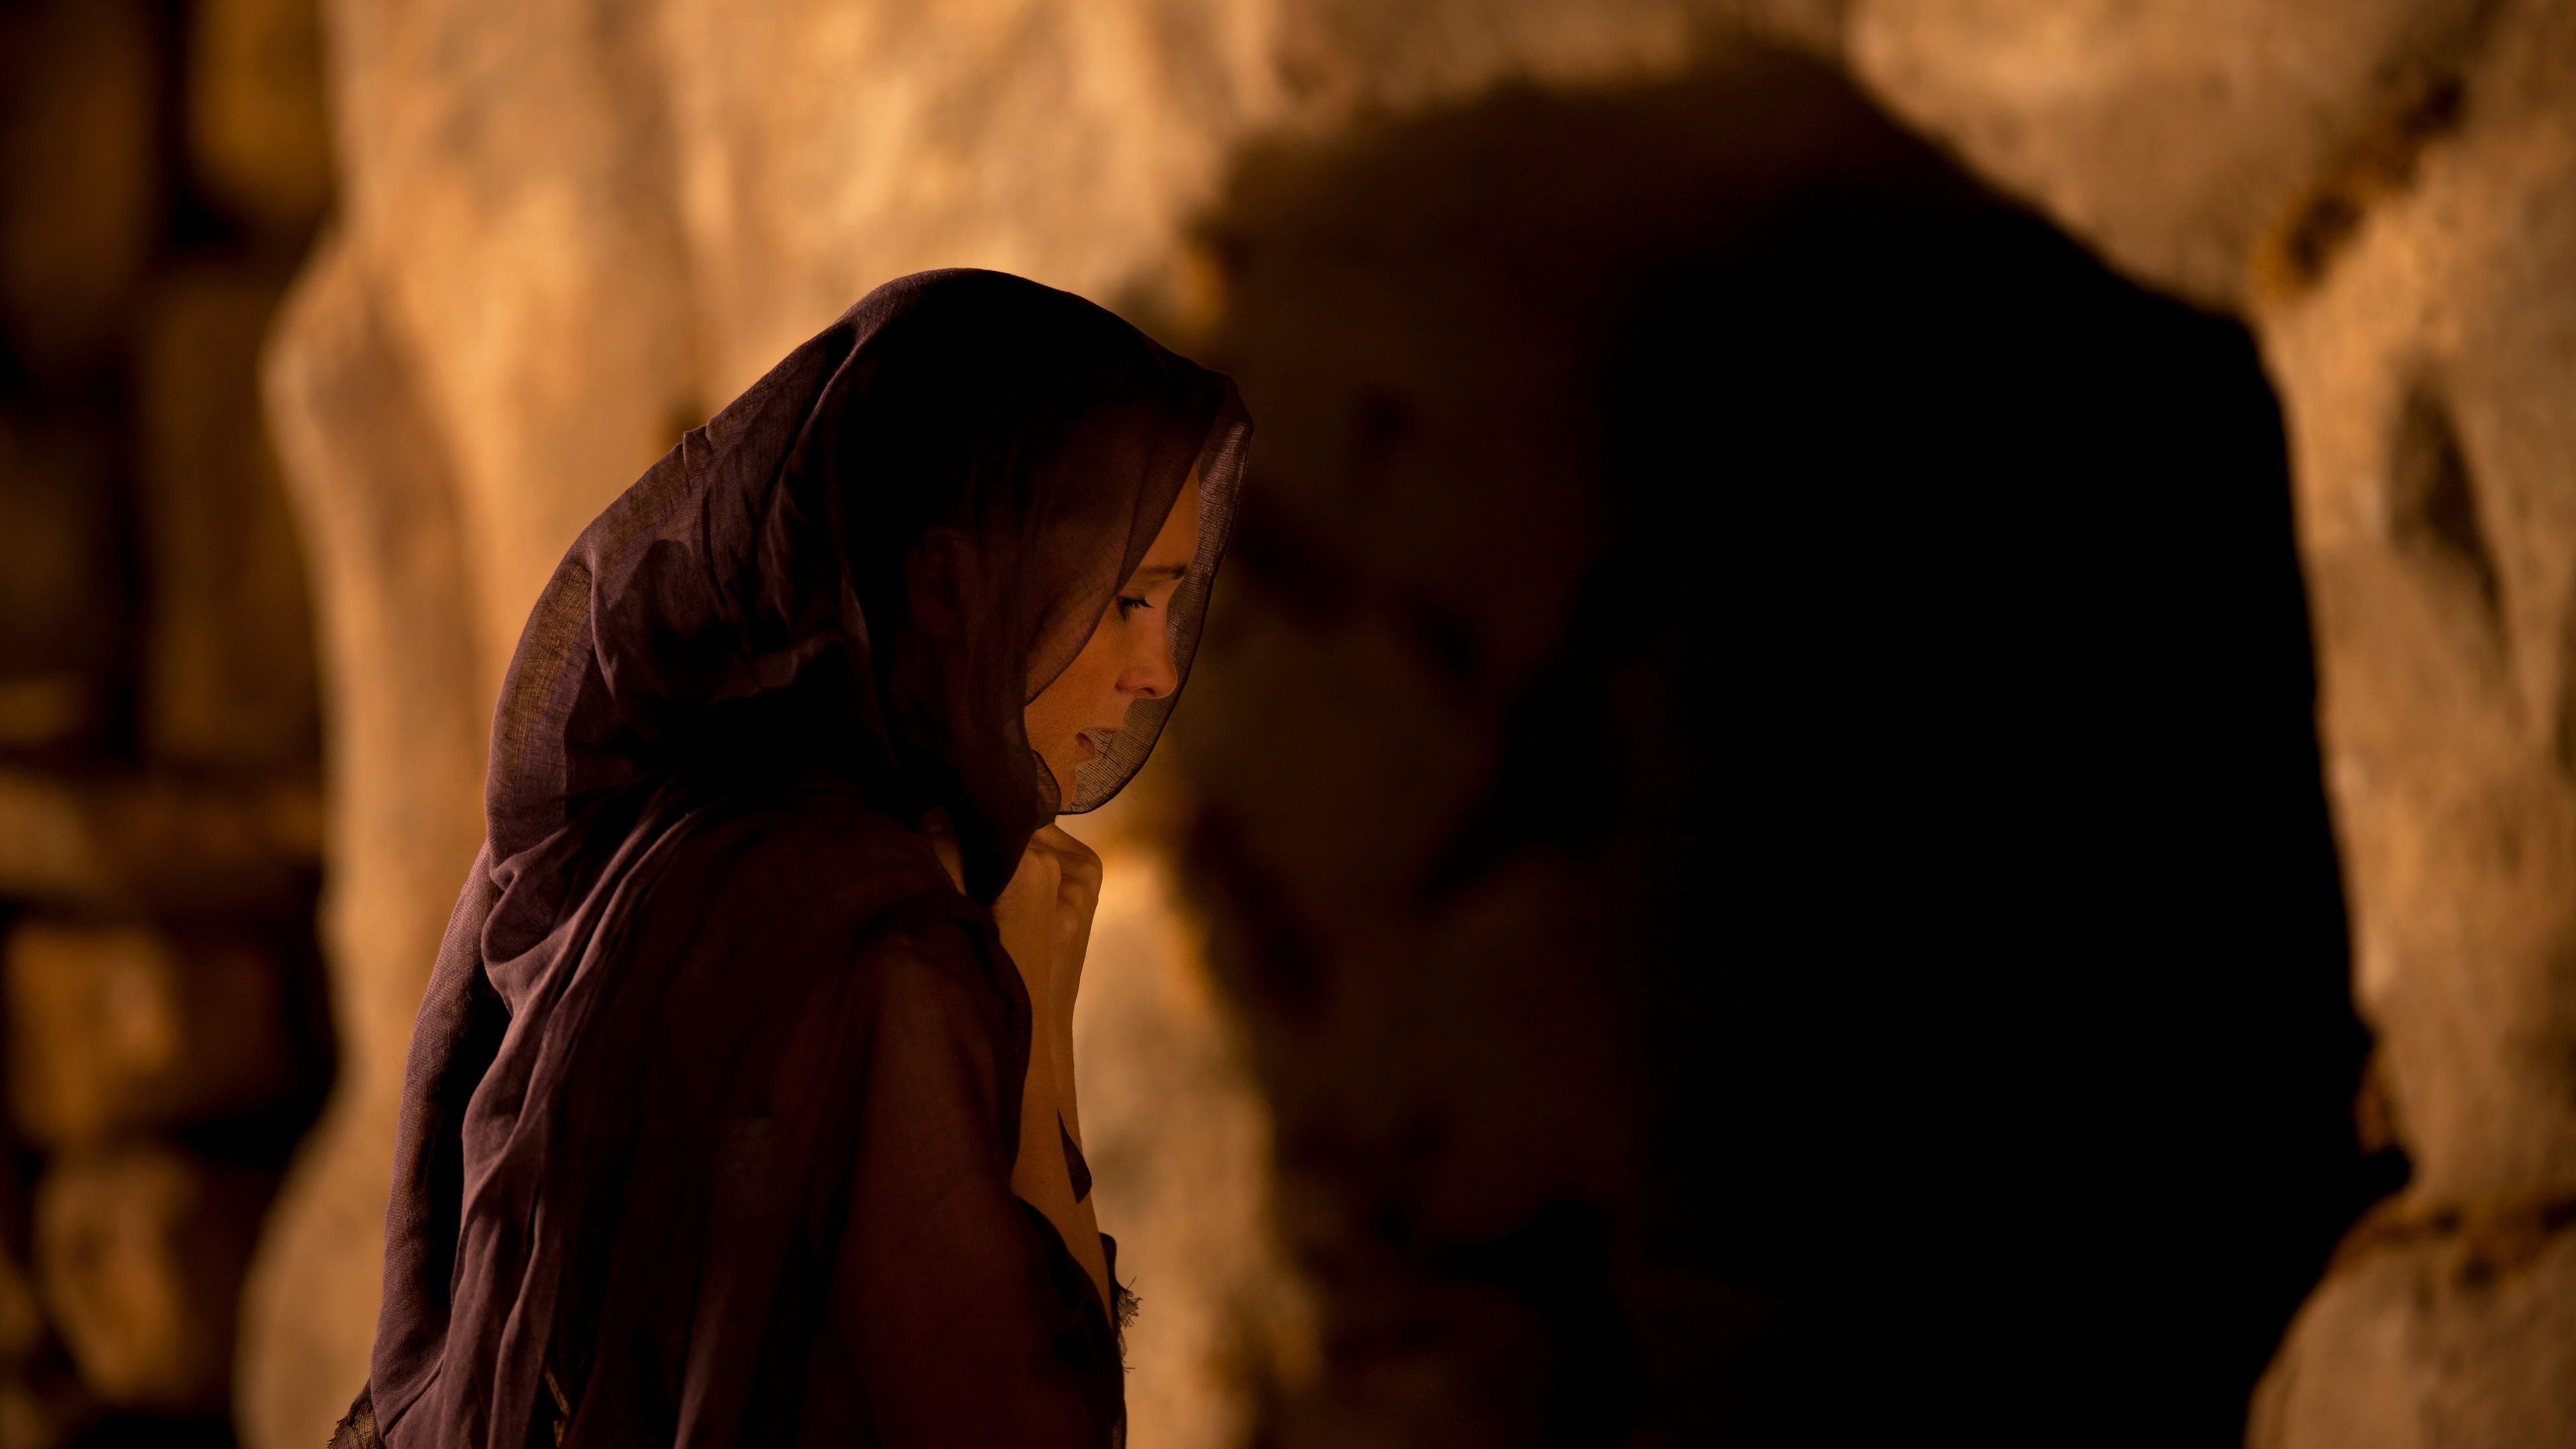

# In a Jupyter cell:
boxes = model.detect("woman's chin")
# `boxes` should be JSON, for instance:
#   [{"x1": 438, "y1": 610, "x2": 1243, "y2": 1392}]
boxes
[{"x1": 1043, "y1": 751, "x2": 1084, "y2": 801}]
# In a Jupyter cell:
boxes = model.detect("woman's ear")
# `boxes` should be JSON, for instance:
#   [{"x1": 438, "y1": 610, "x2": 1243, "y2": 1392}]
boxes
[{"x1": 906, "y1": 527, "x2": 981, "y2": 639}]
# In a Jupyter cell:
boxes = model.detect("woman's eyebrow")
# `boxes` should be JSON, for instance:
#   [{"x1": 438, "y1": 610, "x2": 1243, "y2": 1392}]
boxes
[{"x1": 1126, "y1": 563, "x2": 1188, "y2": 585}]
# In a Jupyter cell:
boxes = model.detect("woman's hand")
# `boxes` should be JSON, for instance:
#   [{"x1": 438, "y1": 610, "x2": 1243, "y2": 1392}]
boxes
[
  {"x1": 989, "y1": 824, "x2": 1102, "y2": 1022},
  {"x1": 994, "y1": 826, "x2": 1102, "y2": 1157},
  {"x1": 991, "y1": 824, "x2": 1115, "y2": 1310},
  {"x1": 1030, "y1": 824, "x2": 1102, "y2": 981}
]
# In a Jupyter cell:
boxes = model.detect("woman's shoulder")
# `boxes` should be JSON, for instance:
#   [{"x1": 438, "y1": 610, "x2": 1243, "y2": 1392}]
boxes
[
  {"x1": 634, "y1": 784, "x2": 975, "y2": 954},
  {"x1": 606, "y1": 782, "x2": 1020, "y2": 1057}
]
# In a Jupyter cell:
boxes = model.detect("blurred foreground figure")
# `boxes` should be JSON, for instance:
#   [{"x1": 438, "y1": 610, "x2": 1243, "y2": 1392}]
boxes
[{"x1": 327, "y1": 270, "x2": 1248, "y2": 1449}]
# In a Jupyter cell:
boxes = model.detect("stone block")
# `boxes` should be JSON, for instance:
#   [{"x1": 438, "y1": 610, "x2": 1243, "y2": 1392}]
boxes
[
  {"x1": 32, "y1": 1144, "x2": 269, "y2": 1414},
  {"x1": 0, "y1": 1355, "x2": 98, "y2": 1449},
  {"x1": 0, "y1": 1141, "x2": 28, "y2": 1364},
  {"x1": 0, "y1": 769, "x2": 321, "y2": 912},
  {"x1": 0, "y1": 415, "x2": 121, "y2": 751},
  {"x1": 5, "y1": 920, "x2": 296, "y2": 1148},
  {"x1": 0, "y1": 0, "x2": 161, "y2": 378},
  {"x1": 0, "y1": 1247, "x2": 38, "y2": 1366},
  {"x1": 186, "y1": 0, "x2": 333, "y2": 237},
  {"x1": 136, "y1": 264, "x2": 322, "y2": 772}
]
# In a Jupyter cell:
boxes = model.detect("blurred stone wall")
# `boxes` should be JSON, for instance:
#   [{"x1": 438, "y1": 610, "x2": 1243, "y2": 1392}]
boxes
[
  {"x1": 0, "y1": 1, "x2": 335, "y2": 1446},
  {"x1": 235, "y1": 1, "x2": 2576, "y2": 1447}
]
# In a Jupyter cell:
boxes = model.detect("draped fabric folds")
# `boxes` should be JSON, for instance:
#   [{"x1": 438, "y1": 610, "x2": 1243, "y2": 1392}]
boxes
[{"x1": 345, "y1": 271, "x2": 1249, "y2": 1449}]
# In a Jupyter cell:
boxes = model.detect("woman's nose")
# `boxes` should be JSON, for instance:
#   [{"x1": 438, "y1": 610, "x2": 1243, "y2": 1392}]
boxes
[{"x1": 1124, "y1": 639, "x2": 1178, "y2": 698}]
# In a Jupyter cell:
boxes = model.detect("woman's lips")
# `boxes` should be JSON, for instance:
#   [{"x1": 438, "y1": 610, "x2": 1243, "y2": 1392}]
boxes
[{"x1": 1074, "y1": 731, "x2": 1103, "y2": 761}]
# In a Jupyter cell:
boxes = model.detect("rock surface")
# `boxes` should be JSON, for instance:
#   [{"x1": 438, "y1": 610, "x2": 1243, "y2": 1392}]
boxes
[
  {"x1": 2245, "y1": 1, "x2": 2576, "y2": 1438},
  {"x1": 234, "y1": 231, "x2": 494, "y2": 1449},
  {"x1": 1849, "y1": 0, "x2": 2502, "y2": 310},
  {"x1": 2252, "y1": 1208, "x2": 2576, "y2": 1448},
  {"x1": 2255, "y1": 0, "x2": 2576, "y2": 1206}
]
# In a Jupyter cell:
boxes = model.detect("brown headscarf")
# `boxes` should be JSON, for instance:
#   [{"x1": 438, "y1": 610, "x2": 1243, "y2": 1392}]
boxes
[
  {"x1": 485, "y1": 267, "x2": 1245, "y2": 910},
  {"x1": 364, "y1": 270, "x2": 1247, "y2": 1449}
]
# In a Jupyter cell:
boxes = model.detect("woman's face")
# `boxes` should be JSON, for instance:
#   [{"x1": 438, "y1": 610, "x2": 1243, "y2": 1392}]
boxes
[{"x1": 1024, "y1": 476, "x2": 1203, "y2": 805}]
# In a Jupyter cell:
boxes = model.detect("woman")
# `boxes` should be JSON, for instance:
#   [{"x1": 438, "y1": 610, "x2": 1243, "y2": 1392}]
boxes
[{"x1": 332, "y1": 270, "x2": 1249, "y2": 1448}]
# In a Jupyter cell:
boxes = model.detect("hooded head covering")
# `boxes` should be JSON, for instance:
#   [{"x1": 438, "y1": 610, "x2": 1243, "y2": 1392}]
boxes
[
  {"x1": 362, "y1": 271, "x2": 1247, "y2": 1449},
  {"x1": 486, "y1": 267, "x2": 1246, "y2": 915}
]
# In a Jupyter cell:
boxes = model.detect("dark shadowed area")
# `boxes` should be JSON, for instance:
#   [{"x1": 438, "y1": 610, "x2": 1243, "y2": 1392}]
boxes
[{"x1": 1168, "y1": 49, "x2": 2393, "y2": 1446}]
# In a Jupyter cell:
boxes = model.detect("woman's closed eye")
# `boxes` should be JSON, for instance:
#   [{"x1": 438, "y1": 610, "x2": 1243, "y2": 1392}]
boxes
[{"x1": 1114, "y1": 563, "x2": 1187, "y2": 622}]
